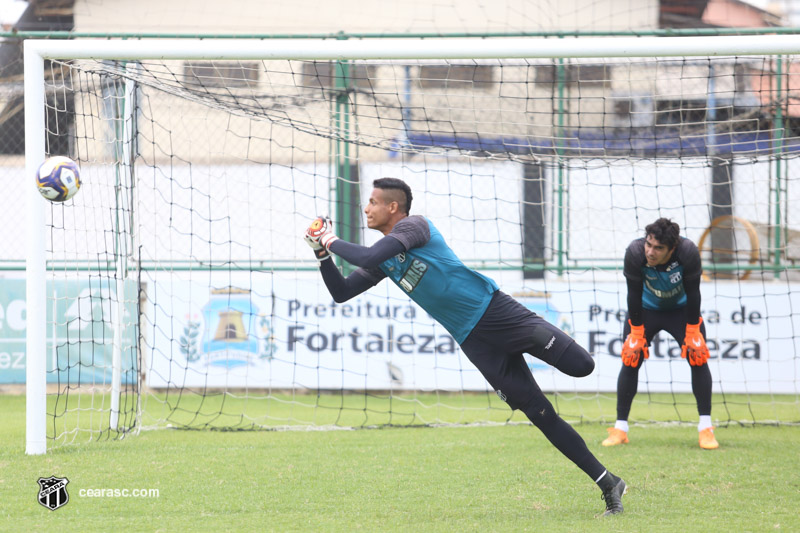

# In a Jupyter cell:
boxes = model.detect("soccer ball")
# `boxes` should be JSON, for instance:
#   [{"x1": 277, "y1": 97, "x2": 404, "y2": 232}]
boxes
[{"x1": 36, "y1": 156, "x2": 81, "y2": 202}]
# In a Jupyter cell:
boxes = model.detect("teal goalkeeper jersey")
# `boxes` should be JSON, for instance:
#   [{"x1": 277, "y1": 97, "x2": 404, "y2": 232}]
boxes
[{"x1": 359, "y1": 216, "x2": 498, "y2": 343}]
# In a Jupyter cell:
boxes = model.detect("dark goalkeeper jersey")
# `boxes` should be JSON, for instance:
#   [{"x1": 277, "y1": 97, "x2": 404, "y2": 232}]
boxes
[{"x1": 623, "y1": 237, "x2": 702, "y2": 311}]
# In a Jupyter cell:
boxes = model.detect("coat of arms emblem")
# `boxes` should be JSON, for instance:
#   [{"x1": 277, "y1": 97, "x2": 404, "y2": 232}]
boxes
[{"x1": 38, "y1": 476, "x2": 70, "y2": 511}]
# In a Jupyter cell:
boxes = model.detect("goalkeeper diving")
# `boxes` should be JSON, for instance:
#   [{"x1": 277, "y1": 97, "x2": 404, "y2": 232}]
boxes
[{"x1": 304, "y1": 177, "x2": 628, "y2": 516}]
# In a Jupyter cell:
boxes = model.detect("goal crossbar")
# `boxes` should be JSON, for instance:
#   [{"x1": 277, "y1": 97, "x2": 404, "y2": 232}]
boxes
[{"x1": 23, "y1": 35, "x2": 800, "y2": 62}]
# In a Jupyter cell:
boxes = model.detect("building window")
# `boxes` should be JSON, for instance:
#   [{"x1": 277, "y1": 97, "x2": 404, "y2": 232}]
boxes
[
  {"x1": 535, "y1": 64, "x2": 610, "y2": 86},
  {"x1": 418, "y1": 65, "x2": 495, "y2": 90},
  {"x1": 184, "y1": 62, "x2": 260, "y2": 88},
  {"x1": 655, "y1": 100, "x2": 715, "y2": 126}
]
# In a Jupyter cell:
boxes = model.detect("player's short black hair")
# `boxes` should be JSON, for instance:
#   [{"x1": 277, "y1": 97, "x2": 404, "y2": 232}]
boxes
[
  {"x1": 373, "y1": 178, "x2": 413, "y2": 214},
  {"x1": 645, "y1": 218, "x2": 680, "y2": 250}
]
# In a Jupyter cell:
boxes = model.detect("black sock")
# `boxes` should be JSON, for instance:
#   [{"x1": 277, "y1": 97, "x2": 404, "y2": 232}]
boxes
[{"x1": 596, "y1": 471, "x2": 620, "y2": 491}]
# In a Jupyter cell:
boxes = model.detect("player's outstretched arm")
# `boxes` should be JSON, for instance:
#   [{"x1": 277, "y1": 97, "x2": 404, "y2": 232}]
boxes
[
  {"x1": 329, "y1": 237, "x2": 405, "y2": 268},
  {"x1": 303, "y1": 216, "x2": 380, "y2": 303},
  {"x1": 318, "y1": 259, "x2": 375, "y2": 303},
  {"x1": 304, "y1": 215, "x2": 405, "y2": 268}
]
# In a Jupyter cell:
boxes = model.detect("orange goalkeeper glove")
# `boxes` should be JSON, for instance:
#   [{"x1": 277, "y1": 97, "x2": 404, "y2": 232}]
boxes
[
  {"x1": 681, "y1": 318, "x2": 709, "y2": 366},
  {"x1": 621, "y1": 321, "x2": 649, "y2": 367}
]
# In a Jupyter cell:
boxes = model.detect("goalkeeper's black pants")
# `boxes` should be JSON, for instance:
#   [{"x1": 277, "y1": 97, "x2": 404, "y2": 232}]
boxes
[
  {"x1": 616, "y1": 308, "x2": 713, "y2": 421},
  {"x1": 460, "y1": 291, "x2": 608, "y2": 482}
]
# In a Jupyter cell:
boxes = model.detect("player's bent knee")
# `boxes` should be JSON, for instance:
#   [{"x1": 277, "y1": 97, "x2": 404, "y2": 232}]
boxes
[{"x1": 554, "y1": 342, "x2": 595, "y2": 378}]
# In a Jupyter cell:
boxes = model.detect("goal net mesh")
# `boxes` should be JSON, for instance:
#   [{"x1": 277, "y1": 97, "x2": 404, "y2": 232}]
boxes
[{"x1": 39, "y1": 50, "x2": 800, "y2": 446}]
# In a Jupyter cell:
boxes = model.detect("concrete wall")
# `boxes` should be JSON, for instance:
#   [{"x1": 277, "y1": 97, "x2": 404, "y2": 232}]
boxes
[{"x1": 73, "y1": 0, "x2": 659, "y2": 34}]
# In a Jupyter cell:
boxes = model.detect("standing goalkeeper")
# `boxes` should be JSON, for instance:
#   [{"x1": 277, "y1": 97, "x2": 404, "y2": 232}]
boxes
[
  {"x1": 602, "y1": 218, "x2": 719, "y2": 450},
  {"x1": 304, "y1": 177, "x2": 627, "y2": 516}
]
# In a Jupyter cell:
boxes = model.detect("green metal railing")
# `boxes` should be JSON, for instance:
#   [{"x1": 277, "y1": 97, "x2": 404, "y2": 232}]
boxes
[
  {"x1": 555, "y1": 55, "x2": 567, "y2": 277},
  {"x1": 330, "y1": 58, "x2": 361, "y2": 275},
  {"x1": 0, "y1": 260, "x2": 793, "y2": 275},
  {"x1": 773, "y1": 56, "x2": 786, "y2": 279}
]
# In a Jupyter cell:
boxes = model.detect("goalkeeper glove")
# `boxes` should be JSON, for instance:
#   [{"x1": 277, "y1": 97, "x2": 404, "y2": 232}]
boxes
[
  {"x1": 681, "y1": 318, "x2": 709, "y2": 366},
  {"x1": 621, "y1": 320, "x2": 649, "y2": 367},
  {"x1": 304, "y1": 216, "x2": 339, "y2": 264}
]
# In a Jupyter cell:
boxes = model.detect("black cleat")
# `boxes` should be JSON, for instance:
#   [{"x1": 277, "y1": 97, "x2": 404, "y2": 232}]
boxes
[{"x1": 601, "y1": 476, "x2": 627, "y2": 516}]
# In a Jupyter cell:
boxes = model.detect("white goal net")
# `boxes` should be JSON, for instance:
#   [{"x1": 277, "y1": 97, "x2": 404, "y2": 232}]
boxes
[{"x1": 23, "y1": 37, "x2": 800, "y2": 452}]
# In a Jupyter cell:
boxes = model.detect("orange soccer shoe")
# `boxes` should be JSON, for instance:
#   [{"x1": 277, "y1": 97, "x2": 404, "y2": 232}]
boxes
[
  {"x1": 601, "y1": 428, "x2": 629, "y2": 447},
  {"x1": 699, "y1": 427, "x2": 719, "y2": 450}
]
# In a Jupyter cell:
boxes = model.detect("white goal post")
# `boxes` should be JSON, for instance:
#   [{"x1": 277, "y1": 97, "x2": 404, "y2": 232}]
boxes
[{"x1": 25, "y1": 35, "x2": 800, "y2": 454}]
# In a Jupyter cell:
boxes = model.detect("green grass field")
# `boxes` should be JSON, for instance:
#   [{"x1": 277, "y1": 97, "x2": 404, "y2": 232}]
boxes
[{"x1": 3, "y1": 393, "x2": 800, "y2": 532}]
